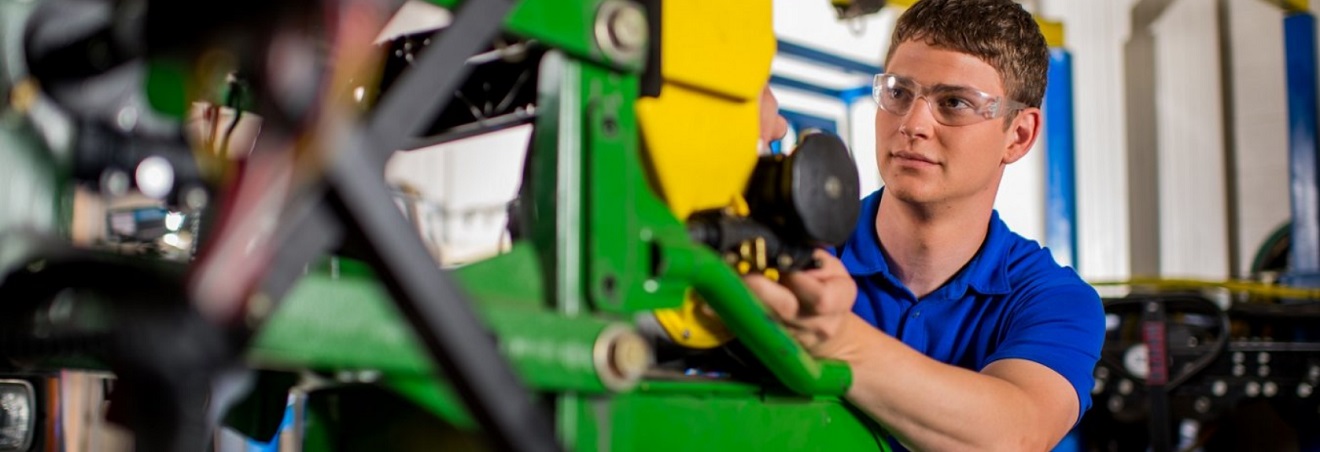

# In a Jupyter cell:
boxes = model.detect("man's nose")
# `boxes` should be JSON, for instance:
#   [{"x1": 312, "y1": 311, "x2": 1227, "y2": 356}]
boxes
[{"x1": 899, "y1": 96, "x2": 936, "y2": 137}]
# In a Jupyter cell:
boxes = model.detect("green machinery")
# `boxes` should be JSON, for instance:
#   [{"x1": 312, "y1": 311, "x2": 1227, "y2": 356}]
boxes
[{"x1": 0, "y1": 0, "x2": 892, "y2": 450}]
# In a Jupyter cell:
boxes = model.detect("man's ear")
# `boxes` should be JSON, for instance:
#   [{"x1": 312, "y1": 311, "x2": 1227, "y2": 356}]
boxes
[{"x1": 1002, "y1": 107, "x2": 1042, "y2": 165}]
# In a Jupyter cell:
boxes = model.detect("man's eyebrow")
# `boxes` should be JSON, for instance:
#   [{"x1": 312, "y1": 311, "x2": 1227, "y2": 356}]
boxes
[
  {"x1": 929, "y1": 83, "x2": 982, "y2": 93},
  {"x1": 888, "y1": 74, "x2": 993, "y2": 95}
]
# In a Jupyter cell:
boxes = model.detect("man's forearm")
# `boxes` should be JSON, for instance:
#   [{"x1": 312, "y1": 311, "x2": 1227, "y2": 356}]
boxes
[{"x1": 833, "y1": 316, "x2": 1068, "y2": 451}]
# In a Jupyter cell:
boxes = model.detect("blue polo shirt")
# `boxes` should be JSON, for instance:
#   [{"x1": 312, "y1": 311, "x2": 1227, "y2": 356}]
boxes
[{"x1": 836, "y1": 189, "x2": 1104, "y2": 424}]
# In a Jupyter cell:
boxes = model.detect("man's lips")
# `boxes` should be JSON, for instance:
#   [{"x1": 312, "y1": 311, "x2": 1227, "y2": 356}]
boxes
[{"x1": 892, "y1": 151, "x2": 938, "y2": 165}]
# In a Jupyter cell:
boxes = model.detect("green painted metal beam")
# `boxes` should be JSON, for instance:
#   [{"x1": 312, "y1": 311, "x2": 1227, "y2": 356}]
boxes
[
  {"x1": 248, "y1": 255, "x2": 629, "y2": 393},
  {"x1": 572, "y1": 391, "x2": 893, "y2": 451}
]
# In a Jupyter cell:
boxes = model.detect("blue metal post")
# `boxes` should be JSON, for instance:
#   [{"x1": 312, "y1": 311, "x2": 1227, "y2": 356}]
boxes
[
  {"x1": 1045, "y1": 49, "x2": 1077, "y2": 269},
  {"x1": 1284, "y1": 13, "x2": 1320, "y2": 285}
]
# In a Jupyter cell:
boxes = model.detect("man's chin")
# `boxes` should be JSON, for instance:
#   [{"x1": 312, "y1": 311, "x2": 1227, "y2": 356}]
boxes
[{"x1": 883, "y1": 184, "x2": 944, "y2": 205}]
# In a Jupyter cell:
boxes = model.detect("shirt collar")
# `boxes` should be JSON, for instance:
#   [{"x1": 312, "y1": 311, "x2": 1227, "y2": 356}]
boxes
[{"x1": 836, "y1": 188, "x2": 1013, "y2": 298}]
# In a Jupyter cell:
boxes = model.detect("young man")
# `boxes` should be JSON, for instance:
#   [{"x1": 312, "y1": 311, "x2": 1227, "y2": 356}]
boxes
[{"x1": 748, "y1": 0, "x2": 1105, "y2": 450}]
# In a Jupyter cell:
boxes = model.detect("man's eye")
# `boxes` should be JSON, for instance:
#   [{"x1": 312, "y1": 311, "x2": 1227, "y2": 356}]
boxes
[
  {"x1": 887, "y1": 87, "x2": 914, "y2": 100},
  {"x1": 938, "y1": 96, "x2": 974, "y2": 110}
]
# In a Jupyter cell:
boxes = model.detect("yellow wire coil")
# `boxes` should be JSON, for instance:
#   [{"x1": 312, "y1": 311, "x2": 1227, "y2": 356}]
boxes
[{"x1": 1090, "y1": 278, "x2": 1320, "y2": 300}]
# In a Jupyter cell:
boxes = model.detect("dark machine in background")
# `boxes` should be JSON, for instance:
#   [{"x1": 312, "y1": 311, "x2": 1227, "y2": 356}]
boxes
[{"x1": 1084, "y1": 280, "x2": 1320, "y2": 451}]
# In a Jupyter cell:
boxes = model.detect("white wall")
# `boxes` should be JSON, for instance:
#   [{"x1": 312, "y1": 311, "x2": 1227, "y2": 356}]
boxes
[
  {"x1": 1040, "y1": 0, "x2": 1296, "y2": 281},
  {"x1": 771, "y1": 0, "x2": 894, "y2": 67},
  {"x1": 770, "y1": 0, "x2": 886, "y2": 195},
  {"x1": 1228, "y1": 0, "x2": 1291, "y2": 276},
  {"x1": 996, "y1": 131, "x2": 1047, "y2": 246},
  {"x1": 1039, "y1": 0, "x2": 1135, "y2": 281},
  {"x1": 1151, "y1": 0, "x2": 1231, "y2": 278},
  {"x1": 849, "y1": 100, "x2": 883, "y2": 195}
]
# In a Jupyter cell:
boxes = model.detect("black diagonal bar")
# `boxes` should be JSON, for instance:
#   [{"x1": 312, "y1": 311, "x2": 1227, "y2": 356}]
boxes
[
  {"x1": 328, "y1": 127, "x2": 560, "y2": 452},
  {"x1": 259, "y1": 196, "x2": 343, "y2": 303},
  {"x1": 365, "y1": 0, "x2": 514, "y2": 163},
  {"x1": 325, "y1": 1, "x2": 558, "y2": 449}
]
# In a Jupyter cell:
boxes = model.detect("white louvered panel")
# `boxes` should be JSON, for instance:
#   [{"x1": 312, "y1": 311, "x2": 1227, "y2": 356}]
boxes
[
  {"x1": 1228, "y1": 0, "x2": 1290, "y2": 276},
  {"x1": 1152, "y1": 0, "x2": 1230, "y2": 279}
]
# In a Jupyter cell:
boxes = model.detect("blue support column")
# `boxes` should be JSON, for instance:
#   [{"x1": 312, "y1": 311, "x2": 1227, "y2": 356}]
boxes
[
  {"x1": 1284, "y1": 13, "x2": 1320, "y2": 286},
  {"x1": 1044, "y1": 49, "x2": 1077, "y2": 269}
]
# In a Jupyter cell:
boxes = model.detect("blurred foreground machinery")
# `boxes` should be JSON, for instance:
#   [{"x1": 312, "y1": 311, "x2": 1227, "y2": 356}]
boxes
[{"x1": 0, "y1": 0, "x2": 894, "y2": 451}]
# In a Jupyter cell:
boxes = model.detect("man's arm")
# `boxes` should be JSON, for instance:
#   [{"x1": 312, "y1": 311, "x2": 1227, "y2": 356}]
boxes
[
  {"x1": 745, "y1": 250, "x2": 1082, "y2": 451},
  {"x1": 834, "y1": 316, "x2": 1077, "y2": 451}
]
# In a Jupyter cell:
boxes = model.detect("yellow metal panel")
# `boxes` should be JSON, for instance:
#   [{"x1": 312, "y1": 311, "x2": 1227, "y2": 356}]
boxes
[
  {"x1": 638, "y1": 0, "x2": 774, "y2": 349},
  {"x1": 660, "y1": 0, "x2": 775, "y2": 100},
  {"x1": 636, "y1": 88, "x2": 759, "y2": 218},
  {"x1": 1037, "y1": 18, "x2": 1065, "y2": 48},
  {"x1": 635, "y1": 0, "x2": 772, "y2": 220}
]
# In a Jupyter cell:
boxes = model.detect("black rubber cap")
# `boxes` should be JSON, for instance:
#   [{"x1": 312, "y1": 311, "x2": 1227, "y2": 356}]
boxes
[{"x1": 790, "y1": 132, "x2": 861, "y2": 245}]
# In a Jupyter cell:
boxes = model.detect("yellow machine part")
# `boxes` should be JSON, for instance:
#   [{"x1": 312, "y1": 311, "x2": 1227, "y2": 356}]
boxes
[
  {"x1": 634, "y1": 0, "x2": 773, "y2": 220},
  {"x1": 636, "y1": 0, "x2": 774, "y2": 348},
  {"x1": 652, "y1": 294, "x2": 732, "y2": 349}
]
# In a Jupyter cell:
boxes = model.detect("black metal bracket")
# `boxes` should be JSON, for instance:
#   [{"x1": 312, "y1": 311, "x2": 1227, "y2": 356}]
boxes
[{"x1": 1143, "y1": 300, "x2": 1171, "y2": 452}]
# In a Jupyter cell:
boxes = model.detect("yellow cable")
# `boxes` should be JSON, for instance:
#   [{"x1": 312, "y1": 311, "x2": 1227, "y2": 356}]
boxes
[{"x1": 1089, "y1": 277, "x2": 1320, "y2": 300}]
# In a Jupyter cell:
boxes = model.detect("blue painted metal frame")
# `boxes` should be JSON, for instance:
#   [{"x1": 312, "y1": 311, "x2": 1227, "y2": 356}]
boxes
[
  {"x1": 1045, "y1": 45, "x2": 1082, "y2": 452},
  {"x1": 1283, "y1": 12, "x2": 1320, "y2": 285},
  {"x1": 776, "y1": 39, "x2": 884, "y2": 75},
  {"x1": 780, "y1": 109, "x2": 840, "y2": 135},
  {"x1": 769, "y1": 74, "x2": 849, "y2": 100},
  {"x1": 1044, "y1": 49, "x2": 1077, "y2": 269},
  {"x1": 770, "y1": 39, "x2": 879, "y2": 108},
  {"x1": 769, "y1": 109, "x2": 841, "y2": 155},
  {"x1": 766, "y1": 76, "x2": 873, "y2": 104}
]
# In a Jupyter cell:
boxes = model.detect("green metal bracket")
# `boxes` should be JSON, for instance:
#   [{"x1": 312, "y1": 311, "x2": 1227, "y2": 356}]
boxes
[
  {"x1": 521, "y1": 51, "x2": 688, "y2": 317},
  {"x1": 426, "y1": 0, "x2": 645, "y2": 71}
]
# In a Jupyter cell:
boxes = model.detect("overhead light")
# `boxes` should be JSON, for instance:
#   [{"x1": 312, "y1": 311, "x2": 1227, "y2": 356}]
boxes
[{"x1": 135, "y1": 156, "x2": 175, "y2": 200}]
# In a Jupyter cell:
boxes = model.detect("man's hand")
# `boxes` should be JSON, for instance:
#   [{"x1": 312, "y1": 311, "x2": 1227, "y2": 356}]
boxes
[
  {"x1": 742, "y1": 249, "x2": 860, "y2": 360},
  {"x1": 759, "y1": 85, "x2": 789, "y2": 152}
]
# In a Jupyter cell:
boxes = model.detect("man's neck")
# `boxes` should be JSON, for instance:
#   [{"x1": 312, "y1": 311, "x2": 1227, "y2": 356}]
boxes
[{"x1": 875, "y1": 190, "x2": 995, "y2": 299}]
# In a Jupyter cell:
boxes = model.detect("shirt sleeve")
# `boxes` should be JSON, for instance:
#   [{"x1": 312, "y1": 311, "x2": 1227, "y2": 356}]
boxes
[{"x1": 983, "y1": 275, "x2": 1106, "y2": 425}]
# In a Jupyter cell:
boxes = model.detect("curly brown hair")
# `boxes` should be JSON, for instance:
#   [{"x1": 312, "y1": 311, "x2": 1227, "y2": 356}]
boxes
[{"x1": 885, "y1": 0, "x2": 1049, "y2": 108}]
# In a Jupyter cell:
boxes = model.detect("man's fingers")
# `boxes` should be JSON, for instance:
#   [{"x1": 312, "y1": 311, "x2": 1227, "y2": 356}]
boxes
[
  {"x1": 744, "y1": 274, "x2": 798, "y2": 321},
  {"x1": 785, "y1": 250, "x2": 857, "y2": 315},
  {"x1": 782, "y1": 271, "x2": 824, "y2": 310},
  {"x1": 799, "y1": 249, "x2": 848, "y2": 279}
]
